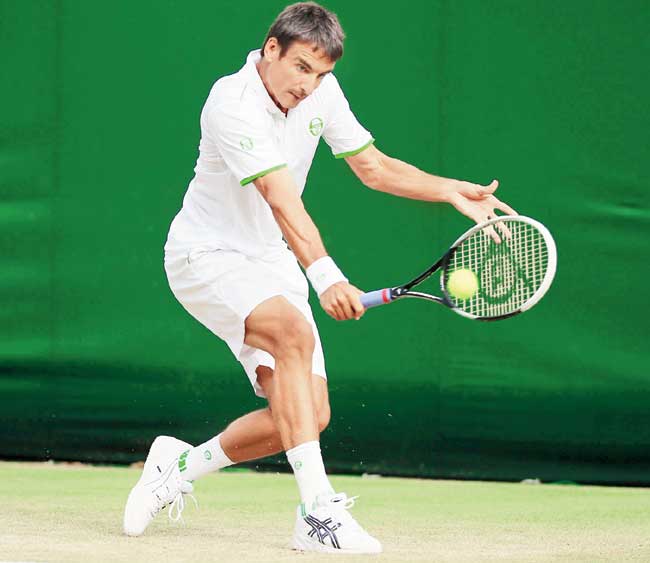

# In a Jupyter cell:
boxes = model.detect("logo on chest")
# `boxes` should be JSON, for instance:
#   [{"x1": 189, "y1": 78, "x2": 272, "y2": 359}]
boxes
[{"x1": 308, "y1": 117, "x2": 324, "y2": 137}]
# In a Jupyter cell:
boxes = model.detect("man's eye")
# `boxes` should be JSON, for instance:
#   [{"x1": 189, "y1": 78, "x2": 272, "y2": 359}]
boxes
[{"x1": 298, "y1": 65, "x2": 307, "y2": 72}]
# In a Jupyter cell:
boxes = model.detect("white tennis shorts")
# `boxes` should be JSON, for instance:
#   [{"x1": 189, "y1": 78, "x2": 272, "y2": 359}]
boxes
[{"x1": 164, "y1": 247, "x2": 326, "y2": 398}]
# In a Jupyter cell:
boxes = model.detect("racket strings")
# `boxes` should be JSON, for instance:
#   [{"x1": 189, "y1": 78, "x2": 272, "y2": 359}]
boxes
[{"x1": 446, "y1": 220, "x2": 549, "y2": 318}]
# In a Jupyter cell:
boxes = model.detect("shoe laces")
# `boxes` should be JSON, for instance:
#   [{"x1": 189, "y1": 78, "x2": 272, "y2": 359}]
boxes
[
  {"x1": 320, "y1": 493, "x2": 362, "y2": 532},
  {"x1": 149, "y1": 463, "x2": 198, "y2": 523},
  {"x1": 168, "y1": 490, "x2": 198, "y2": 524},
  {"x1": 329, "y1": 492, "x2": 359, "y2": 510}
]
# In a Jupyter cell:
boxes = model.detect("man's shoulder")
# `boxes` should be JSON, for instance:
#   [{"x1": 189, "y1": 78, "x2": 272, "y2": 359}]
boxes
[
  {"x1": 207, "y1": 70, "x2": 252, "y2": 108},
  {"x1": 204, "y1": 74, "x2": 264, "y2": 124}
]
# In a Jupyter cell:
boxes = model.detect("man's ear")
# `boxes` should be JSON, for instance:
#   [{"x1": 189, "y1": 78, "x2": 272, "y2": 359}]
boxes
[{"x1": 264, "y1": 37, "x2": 279, "y2": 62}]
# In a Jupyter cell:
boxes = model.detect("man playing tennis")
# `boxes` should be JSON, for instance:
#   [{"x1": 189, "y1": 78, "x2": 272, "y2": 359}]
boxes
[{"x1": 123, "y1": 1, "x2": 515, "y2": 554}]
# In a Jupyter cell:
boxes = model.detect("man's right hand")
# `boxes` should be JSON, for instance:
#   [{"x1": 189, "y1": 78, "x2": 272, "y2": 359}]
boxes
[{"x1": 320, "y1": 281, "x2": 365, "y2": 321}]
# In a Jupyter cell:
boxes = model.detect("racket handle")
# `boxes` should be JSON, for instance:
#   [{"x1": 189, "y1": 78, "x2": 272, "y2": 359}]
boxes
[{"x1": 360, "y1": 288, "x2": 394, "y2": 309}]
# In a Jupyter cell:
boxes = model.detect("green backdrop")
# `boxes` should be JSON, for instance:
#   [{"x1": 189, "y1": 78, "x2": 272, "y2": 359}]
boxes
[{"x1": 1, "y1": 1, "x2": 649, "y2": 484}]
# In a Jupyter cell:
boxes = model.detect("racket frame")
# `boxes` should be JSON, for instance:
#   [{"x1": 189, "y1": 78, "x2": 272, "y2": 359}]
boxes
[{"x1": 366, "y1": 215, "x2": 557, "y2": 321}]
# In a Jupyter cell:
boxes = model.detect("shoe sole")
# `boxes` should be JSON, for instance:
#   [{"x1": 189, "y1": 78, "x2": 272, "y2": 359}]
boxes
[
  {"x1": 292, "y1": 534, "x2": 382, "y2": 554},
  {"x1": 123, "y1": 483, "x2": 148, "y2": 536}
]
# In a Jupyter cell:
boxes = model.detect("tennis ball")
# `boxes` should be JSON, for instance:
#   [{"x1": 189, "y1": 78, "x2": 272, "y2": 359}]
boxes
[{"x1": 447, "y1": 269, "x2": 479, "y2": 300}]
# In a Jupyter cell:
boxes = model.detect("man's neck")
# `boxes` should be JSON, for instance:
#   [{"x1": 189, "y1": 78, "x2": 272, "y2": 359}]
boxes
[{"x1": 256, "y1": 60, "x2": 288, "y2": 115}]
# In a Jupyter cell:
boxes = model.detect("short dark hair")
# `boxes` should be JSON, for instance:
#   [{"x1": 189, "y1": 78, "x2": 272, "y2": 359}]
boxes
[{"x1": 262, "y1": 2, "x2": 345, "y2": 62}]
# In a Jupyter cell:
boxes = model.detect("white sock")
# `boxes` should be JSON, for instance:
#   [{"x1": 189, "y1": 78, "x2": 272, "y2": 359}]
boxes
[
  {"x1": 179, "y1": 433, "x2": 234, "y2": 481},
  {"x1": 286, "y1": 440, "x2": 334, "y2": 511}
]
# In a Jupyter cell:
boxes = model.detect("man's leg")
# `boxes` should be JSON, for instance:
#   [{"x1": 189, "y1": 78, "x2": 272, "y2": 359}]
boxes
[
  {"x1": 238, "y1": 296, "x2": 381, "y2": 553},
  {"x1": 126, "y1": 293, "x2": 380, "y2": 551},
  {"x1": 181, "y1": 369, "x2": 330, "y2": 480},
  {"x1": 241, "y1": 296, "x2": 335, "y2": 508},
  {"x1": 242, "y1": 297, "x2": 318, "y2": 444},
  {"x1": 124, "y1": 296, "x2": 328, "y2": 535},
  {"x1": 219, "y1": 368, "x2": 330, "y2": 462},
  {"x1": 183, "y1": 296, "x2": 333, "y2": 505}
]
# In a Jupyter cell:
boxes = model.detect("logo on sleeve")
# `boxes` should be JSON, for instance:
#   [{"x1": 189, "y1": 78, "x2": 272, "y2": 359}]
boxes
[
  {"x1": 308, "y1": 117, "x2": 324, "y2": 136},
  {"x1": 240, "y1": 137, "x2": 254, "y2": 151}
]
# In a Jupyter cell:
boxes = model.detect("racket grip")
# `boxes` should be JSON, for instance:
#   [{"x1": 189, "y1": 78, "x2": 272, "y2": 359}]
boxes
[{"x1": 360, "y1": 288, "x2": 393, "y2": 309}]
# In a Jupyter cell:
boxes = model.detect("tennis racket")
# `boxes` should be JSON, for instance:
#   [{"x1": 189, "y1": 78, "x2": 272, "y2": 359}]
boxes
[{"x1": 360, "y1": 215, "x2": 557, "y2": 321}]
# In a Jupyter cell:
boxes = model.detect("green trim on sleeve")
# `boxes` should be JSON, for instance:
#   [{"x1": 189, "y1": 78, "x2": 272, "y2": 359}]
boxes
[
  {"x1": 334, "y1": 138, "x2": 375, "y2": 159},
  {"x1": 240, "y1": 164, "x2": 288, "y2": 186}
]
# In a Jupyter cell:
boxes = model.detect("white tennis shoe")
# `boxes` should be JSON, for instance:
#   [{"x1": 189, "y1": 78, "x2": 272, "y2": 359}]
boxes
[
  {"x1": 292, "y1": 493, "x2": 382, "y2": 554},
  {"x1": 123, "y1": 435, "x2": 195, "y2": 536}
]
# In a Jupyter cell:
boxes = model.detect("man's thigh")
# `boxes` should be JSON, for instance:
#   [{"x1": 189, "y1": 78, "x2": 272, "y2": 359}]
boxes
[
  {"x1": 166, "y1": 249, "x2": 326, "y2": 398},
  {"x1": 244, "y1": 295, "x2": 312, "y2": 355}
]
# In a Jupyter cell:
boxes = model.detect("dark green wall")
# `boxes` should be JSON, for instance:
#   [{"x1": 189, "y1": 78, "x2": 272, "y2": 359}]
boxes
[{"x1": 2, "y1": 1, "x2": 649, "y2": 483}]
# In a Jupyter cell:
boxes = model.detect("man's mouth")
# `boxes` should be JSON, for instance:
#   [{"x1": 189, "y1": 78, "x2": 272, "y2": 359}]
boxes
[{"x1": 290, "y1": 91, "x2": 302, "y2": 101}]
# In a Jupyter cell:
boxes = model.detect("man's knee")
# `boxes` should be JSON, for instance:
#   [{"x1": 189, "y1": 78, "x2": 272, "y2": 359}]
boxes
[
  {"x1": 245, "y1": 297, "x2": 315, "y2": 361},
  {"x1": 276, "y1": 316, "x2": 315, "y2": 359}
]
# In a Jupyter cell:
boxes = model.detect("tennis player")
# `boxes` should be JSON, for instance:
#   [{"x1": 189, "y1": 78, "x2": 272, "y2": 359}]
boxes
[{"x1": 123, "y1": 2, "x2": 515, "y2": 554}]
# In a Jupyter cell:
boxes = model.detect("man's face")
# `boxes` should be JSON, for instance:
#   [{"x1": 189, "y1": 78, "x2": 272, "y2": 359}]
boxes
[{"x1": 262, "y1": 39, "x2": 335, "y2": 110}]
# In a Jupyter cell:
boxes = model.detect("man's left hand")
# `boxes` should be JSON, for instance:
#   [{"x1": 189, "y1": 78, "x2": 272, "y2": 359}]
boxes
[{"x1": 445, "y1": 179, "x2": 517, "y2": 225}]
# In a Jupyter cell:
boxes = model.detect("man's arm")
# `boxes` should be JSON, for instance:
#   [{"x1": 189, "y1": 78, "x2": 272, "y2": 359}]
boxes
[
  {"x1": 254, "y1": 167, "x2": 364, "y2": 321},
  {"x1": 345, "y1": 145, "x2": 516, "y2": 224}
]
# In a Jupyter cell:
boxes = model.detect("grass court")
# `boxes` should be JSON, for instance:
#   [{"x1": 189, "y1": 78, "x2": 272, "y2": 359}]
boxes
[{"x1": 2, "y1": 461, "x2": 649, "y2": 562}]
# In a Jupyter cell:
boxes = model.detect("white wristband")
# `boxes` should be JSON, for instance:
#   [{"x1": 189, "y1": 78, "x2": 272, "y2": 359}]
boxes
[{"x1": 306, "y1": 256, "x2": 348, "y2": 297}]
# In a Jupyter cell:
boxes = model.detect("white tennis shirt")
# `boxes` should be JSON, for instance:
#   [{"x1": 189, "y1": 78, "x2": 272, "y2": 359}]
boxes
[{"x1": 165, "y1": 49, "x2": 373, "y2": 258}]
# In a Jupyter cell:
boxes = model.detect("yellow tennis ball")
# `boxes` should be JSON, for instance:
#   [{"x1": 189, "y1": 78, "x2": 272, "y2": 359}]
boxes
[{"x1": 447, "y1": 269, "x2": 479, "y2": 300}]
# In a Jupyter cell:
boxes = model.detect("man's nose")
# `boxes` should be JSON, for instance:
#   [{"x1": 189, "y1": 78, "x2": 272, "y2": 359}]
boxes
[{"x1": 299, "y1": 75, "x2": 319, "y2": 96}]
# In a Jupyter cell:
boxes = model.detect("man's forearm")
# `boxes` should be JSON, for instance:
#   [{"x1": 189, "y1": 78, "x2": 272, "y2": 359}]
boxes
[
  {"x1": 255, "y1": 168, "x2": 329, "y2": 268},
  {"x1": 270, "y1": 198, "x2": 328, "y2": 269},
  {"x1": 256, "y1": 170, "x2": 350, "y2": 302},
  {"x1": 370, "y1": 154, "x2": 456, "y2": 202}
]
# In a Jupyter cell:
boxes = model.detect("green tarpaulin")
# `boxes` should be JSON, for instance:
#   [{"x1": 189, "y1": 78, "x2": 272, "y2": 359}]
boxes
[{"x1": 1, "y1": 1, "x2": 649, "y2": 484}]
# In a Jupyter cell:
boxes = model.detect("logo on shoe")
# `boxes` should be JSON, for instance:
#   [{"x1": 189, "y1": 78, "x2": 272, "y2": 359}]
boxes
[
  {"x1": 178, "y1": 449, "x2": 189, "y2": 472},
  {"x1": 203, "y1": 450, "x2": 212, "y2": 461},
  {"x1": 305, "y1": 515, "x2": 342, "y2": 548}
]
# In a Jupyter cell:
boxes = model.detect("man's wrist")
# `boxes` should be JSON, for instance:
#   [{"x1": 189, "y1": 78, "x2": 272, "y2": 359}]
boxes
[
  {"x1": 306, "y1": 256, "x2": 348, "y2": 297},
  {"x1": 436, "y1": 178, "x2": 459, "y2": 203}
]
